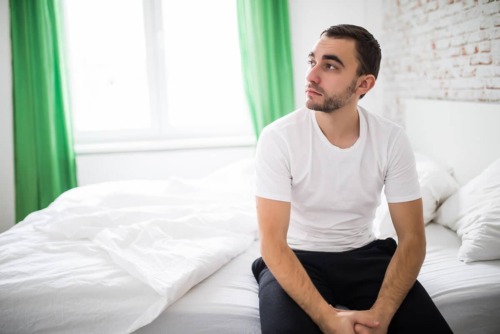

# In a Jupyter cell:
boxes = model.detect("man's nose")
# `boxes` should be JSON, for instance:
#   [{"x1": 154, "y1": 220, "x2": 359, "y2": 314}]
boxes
[{"x1": 306, "y1": 65, "x2": 320, "y2": 85}]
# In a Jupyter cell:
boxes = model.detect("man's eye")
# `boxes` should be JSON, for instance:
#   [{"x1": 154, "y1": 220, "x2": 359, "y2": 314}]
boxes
[
  {"x1": 325, "y1": 64, "x2": 336, "y2": 70},
  {"x1": 307, "y1": 59, "x2": 316, "y2": 67}
]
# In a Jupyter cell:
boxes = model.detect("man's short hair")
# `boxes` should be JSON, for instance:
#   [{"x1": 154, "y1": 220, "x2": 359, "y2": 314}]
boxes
[{"x1": 321, "y1": 24, "x2": 381, "y2": 79}]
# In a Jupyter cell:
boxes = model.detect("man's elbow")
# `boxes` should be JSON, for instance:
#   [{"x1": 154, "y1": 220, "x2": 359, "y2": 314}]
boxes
[
  {"x1": 416, "y1": 238, "x2": 426, "y2": 264},
  {"x1": 400, "y1": 232, "x2": 426, "y2": 263},
  {"x1": 259, "y1": 235, "x2": 289, "y2": 267},
  {"x1": 410, "y1": 232, "x2": 427, "y2": 264}
]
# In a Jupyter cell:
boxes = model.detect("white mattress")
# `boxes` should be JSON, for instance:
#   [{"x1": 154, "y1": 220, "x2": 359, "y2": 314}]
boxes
[{"x1": 136, "y1": 224, "x2": 500, "y2": 334}]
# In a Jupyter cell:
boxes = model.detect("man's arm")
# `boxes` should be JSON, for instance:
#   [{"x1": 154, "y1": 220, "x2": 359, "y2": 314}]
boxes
[
  {"x1": 257, "y1": 196, "x2": 380, "y2": 334},
  {"x1": 355, "y1": 198, "x2": 426, "y2": 334}
]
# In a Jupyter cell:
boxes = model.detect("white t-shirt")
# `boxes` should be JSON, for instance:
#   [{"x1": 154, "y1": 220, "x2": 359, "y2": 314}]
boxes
[{"x1": 255, "y1": 106, "x2": 421, "y2": 252}]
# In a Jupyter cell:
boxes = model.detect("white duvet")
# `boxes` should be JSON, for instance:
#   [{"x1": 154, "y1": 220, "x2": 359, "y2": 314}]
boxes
[{"x1": 0, "y1": 160, "x2": 257, "y2": 333}]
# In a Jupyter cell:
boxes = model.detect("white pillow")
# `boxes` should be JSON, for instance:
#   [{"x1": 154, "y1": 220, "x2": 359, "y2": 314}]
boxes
[
  {"x1": 414, "y1": 153, "x2": 459, "y2": 224},
  {"x1": 435, "y1": 158, "x2": 500, "y2": 263},
  {"x1": 373, "y1": 153, "x2": 459, "y2": 238}
]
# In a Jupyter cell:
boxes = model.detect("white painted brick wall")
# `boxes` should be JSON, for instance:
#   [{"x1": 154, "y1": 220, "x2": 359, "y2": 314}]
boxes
[{"x1": 380, "y1": 0, "x2": 500, "y2": 123}]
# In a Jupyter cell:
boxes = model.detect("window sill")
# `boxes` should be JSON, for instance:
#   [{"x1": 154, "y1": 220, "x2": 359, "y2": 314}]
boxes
[{"x1": 74, "y1": 135, "x2": 256, "y2": 155}]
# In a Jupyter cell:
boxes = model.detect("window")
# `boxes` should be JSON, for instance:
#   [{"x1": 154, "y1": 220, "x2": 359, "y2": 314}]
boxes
[{"x1": 63, "y1": 0, "x2": 254, "y2": 151}]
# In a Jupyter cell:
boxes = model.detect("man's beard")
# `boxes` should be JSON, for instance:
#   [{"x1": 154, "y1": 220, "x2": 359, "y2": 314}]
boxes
[{"x1": 306, "y1": 78, "x2": 357, "y2": 113}]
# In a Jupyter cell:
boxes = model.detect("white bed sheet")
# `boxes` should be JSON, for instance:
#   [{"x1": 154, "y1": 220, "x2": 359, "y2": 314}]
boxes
[
  {"x1": 135, "y1": 241, "x2": 261, "y2": 334},
  {"x1": 0, "y1": 221, "x2": 166, "y2": 334},
  {"x1": 419, "y1": 223, "x2": 500, "y2": 334}
]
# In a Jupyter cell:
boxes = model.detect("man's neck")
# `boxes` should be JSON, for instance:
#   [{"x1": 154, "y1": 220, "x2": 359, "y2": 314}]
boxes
[{"x1": 314, "y1": 104, "x2": 360, "y2": 149}]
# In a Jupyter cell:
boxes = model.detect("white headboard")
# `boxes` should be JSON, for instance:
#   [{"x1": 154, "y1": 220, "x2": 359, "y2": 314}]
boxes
[{"x1": 403, "y1": 99, "x2": 500, "y2": 185}]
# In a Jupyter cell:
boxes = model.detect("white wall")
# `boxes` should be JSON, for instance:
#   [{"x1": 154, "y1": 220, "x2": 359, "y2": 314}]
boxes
[
  {"x1": 0, "y1": 0, "x2": 15, "y2": 232},
  {"x1": 77, "y1": 146, "x2": 256, "y2": 185},
  {"x1": 382, "y1": 0, "x2": 500, "y2": 123}
]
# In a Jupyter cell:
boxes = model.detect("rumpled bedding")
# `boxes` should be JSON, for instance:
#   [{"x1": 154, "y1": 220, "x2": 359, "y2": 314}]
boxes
[{"x1": 0, "y1": 160, "x2": 257, "y2": 333}]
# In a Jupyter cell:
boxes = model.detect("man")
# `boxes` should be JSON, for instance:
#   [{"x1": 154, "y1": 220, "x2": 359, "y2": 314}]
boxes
[{"x1": 252, "y1": 24, "x2": 453, "y2": 334}]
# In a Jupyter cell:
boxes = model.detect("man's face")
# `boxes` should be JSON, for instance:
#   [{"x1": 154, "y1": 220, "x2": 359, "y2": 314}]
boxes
[{"x1": 305, "y1": 37, "x2": 361, "y2": 113}]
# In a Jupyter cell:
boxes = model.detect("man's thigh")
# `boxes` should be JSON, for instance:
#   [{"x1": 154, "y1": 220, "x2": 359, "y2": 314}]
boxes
[
  {"x1": 252, "y1": 257, "x2": 334, "y2": 334},
  {"x1": 330, "y1": 239, "x2": 452, "y2": 333},
  {"x1": 388, "y1": 280, "x2": 453, "y2": 334}
]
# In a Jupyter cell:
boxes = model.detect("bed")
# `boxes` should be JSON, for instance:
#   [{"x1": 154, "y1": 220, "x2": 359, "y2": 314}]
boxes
[{"x1": 1, "y1": 99, "x2": 499, "y2": 334}]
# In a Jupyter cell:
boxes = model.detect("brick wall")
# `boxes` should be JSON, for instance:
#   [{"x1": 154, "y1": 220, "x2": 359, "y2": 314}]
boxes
[{"x1": 381, "y1": 0, "x2": 500, "y2": 122}]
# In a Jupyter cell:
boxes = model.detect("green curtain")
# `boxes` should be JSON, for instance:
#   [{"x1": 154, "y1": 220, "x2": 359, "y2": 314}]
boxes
[
  {"x1": 10, "y1": 0, "x2": 77, "y2": 223},
  {"x1": 236, "y1": 0, "x2": 295, "y2": 138}
]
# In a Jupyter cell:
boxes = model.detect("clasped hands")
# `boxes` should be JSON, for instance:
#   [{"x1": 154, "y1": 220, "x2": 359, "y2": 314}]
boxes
[{"x1": 318, "y1": 305, "x2": 389, "y2": 334}]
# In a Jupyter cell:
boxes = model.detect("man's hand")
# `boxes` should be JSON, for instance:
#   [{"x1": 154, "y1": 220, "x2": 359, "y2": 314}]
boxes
[
  {"x1": 317, "y1": 306, "x2": 380, "y2": 334},
  {"x1": 352, "y1": 309, "x2": 390, "y2": 334}
]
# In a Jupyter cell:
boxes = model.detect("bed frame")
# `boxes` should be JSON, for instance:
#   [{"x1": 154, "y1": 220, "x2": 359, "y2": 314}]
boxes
[{"x1": 403, "y1": 98, "x2": 500, "y2": 185}]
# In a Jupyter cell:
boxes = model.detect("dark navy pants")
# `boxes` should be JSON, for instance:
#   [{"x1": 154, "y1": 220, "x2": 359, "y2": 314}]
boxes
[{"x1": 252, "y1": 238, "x2": 453, "y2": 334}]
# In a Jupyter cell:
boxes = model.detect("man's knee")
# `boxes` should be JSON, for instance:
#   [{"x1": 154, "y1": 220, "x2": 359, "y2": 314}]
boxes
[{"x1": 257, "y1": 269, "x2": 322, "y2": 334}]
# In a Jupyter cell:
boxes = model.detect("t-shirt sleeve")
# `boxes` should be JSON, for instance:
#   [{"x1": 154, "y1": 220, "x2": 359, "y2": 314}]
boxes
[
  {"x1": 384, "y1": 129, "x2": 421, "y2": 203},
  {"x1": 255, "y1": 126, "x2": 292, "y2": 202}
]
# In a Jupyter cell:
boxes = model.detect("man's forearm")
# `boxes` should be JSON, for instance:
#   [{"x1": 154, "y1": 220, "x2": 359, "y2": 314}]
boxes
[
  {"x1": 261, "y1": 240, "x2": 333, "y2": 326},
  {"x1": 371, "y1": 235, "x2": 425, "y2": 322}
]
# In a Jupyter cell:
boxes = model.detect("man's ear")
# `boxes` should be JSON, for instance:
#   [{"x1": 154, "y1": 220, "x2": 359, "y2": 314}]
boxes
[{"x1": 356, "y1": 74, "x2": 376, "y2": 97}]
